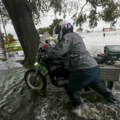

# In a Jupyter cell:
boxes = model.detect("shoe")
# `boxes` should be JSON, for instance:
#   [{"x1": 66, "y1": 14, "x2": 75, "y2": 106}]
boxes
[
  {"x1": 72, "y1": 105, "x2": 82, "y2": 116},
  {"x1": 72, "y1": 104, "x2": 89, "y2": 118}
]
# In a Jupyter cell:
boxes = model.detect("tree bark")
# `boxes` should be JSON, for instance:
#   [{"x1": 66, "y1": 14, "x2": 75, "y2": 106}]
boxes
[{"x1": 2, "y1": 0, "x2": 40, "y2": 67}]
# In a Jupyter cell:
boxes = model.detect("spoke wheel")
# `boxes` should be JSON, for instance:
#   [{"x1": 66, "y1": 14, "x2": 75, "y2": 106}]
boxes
[{"x1": 24, "y1": 69, "x2": 46, "y2": 90}]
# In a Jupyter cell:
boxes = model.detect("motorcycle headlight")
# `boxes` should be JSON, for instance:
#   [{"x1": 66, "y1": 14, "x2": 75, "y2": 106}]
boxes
[{"x1": 34, "y1": 62, "x2": 39, "y2": 66}]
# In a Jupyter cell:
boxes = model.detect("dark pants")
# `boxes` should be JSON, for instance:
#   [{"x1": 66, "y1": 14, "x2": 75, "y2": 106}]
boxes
[{"x1": 66, "y1": 66, "x2": 117, "y2": 107}]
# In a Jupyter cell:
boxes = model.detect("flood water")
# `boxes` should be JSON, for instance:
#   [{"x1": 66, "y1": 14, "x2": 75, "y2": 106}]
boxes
[{"x1": 0, "y1": 30, "x2": 120, "y2": 120}]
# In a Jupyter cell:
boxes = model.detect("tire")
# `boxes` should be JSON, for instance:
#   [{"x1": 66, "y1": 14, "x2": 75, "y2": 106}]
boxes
[
  {"x1": 107, "y1": 81, "x2": 114, "y2": 90},
  {"x1": 24, "y1": 69, "x2": 47, "y2": 90}
]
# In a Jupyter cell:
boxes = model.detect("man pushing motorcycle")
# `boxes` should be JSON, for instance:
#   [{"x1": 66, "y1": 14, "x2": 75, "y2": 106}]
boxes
[{"x1": 46, "y1": 20, "x2": 118, "y2": 116}]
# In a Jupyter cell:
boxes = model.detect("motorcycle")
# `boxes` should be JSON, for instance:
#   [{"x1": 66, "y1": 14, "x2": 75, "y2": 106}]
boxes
[
  {"x1": 24, "y1": 44, "x2": 69, "y2": 90},
  {"x1": 24, "y1": 44, "x2": 112, "y2": 91}
]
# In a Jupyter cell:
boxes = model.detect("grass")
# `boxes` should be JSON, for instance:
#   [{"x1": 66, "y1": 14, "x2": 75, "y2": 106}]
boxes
[{"x1": 5, "y1": 42, "x2": 23, "y2": 52}]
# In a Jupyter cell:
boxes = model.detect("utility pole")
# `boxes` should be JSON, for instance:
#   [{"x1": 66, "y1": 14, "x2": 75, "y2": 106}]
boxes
[
  {"x1": 0, "y1": 14, "x2": 8, "y2": 39},
  {"x1": 0, "y1": 26, "x2": 7, "y2": 60},
  {"x1": 0, "y1": 13, "x2": 10, "y2": 58}
]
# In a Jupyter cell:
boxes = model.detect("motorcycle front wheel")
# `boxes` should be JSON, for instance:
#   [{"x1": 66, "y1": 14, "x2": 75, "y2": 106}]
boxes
[{"x1": 24, "y1": 69, "x2": 47, "y2": 90}]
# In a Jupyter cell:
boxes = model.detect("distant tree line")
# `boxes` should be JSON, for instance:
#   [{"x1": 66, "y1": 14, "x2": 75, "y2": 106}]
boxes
[{"x1": 38, "y1": 19, "x2": 62, "y2": 36}]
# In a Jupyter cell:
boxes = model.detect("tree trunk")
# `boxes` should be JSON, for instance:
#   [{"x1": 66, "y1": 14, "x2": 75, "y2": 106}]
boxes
[{"x1": 2, "y1": 0, "x2": 40, "y2": 67}]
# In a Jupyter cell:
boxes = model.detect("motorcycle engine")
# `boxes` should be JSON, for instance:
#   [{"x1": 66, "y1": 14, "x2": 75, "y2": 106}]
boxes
[{"x1": 50, "y1": 66, "x2": 69, "y2": 87}]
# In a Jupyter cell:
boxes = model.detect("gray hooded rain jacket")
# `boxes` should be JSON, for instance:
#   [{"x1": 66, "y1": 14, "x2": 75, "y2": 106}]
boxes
[{"x1": 49, "y1": 32, "x2": 98, "y2": 72}]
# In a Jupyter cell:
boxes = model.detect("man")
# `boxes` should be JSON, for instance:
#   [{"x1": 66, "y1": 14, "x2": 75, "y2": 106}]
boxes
[{"x1": 47, "y1": 20, "x2": 117, "y2": 116}]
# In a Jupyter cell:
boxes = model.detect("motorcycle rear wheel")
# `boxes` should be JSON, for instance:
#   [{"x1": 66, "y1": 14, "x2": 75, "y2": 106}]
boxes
[{"x1": 24, "y1": 69, "x2": 46, "y2": 90}]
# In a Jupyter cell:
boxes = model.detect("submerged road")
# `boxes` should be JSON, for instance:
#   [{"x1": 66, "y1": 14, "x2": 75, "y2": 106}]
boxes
[{"x1": 0, "y1": 67, "x2": 120, "y2": 120}]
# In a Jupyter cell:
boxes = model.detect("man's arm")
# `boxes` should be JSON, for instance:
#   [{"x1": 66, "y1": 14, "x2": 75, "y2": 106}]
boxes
[{"x1": 49, "y1": 37, "x2": 71, "y2": 58}]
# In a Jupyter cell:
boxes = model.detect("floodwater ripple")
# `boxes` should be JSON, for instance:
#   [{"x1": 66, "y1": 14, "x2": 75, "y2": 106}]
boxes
[{"x1": 0, "y1": 67, "x2": 120, "y2": 120}]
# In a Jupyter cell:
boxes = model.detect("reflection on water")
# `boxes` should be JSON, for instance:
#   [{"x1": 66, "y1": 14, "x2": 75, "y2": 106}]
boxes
[
  {"x1": 82, "y1": 30, "x2": 120, "y2": 55},
  {"x1": 0, "y1": 67, "x2": 120, "y2": 120}
]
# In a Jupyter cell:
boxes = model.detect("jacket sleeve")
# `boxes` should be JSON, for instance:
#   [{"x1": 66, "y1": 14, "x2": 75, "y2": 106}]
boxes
[{"x1": 49, "y1": 37, "x2": 71, "y2": 58}]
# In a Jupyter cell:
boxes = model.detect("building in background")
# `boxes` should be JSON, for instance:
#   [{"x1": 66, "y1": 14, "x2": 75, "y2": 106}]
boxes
[{"x1": 102, "y1": 27, "x2": 116, "y2": 32}]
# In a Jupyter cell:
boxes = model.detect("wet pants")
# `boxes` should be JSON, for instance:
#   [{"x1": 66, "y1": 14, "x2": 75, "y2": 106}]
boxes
[{"x1": 66, "y1": 66, "x2": 117, "y2": 107}]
